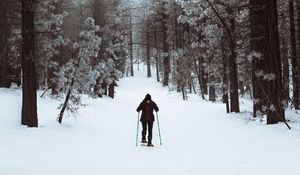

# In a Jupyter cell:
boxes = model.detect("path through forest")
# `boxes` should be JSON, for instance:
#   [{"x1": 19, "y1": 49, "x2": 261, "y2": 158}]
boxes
[{"x1": 1, "y1": 67, "x2": 300, "y2": 175}]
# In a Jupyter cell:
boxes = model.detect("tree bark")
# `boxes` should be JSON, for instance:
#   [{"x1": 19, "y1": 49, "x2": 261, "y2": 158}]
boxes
[
  {"x1": 250, "y1": 0, "x2": 265, "y2": 118},
  {"x1": 228, "y1": 8, "x2": 240, "y2": 113},
  {"x1": 221, "y1": 37, "x2": 229, "y2": 113},
  {"x1": 101, "y1": 81, "x2": 107, "y2": 96},
  {"x1": 162, "y1": 1, "x2": 170, "y2": 86},
  {"x1": 296, "y1": 0, "x2": 300, "y2": 106},
  {"x1": 239, "y1": 81, "x2": 245, "y2": 97},
  {"x1": 194, "y1": 57, "x2": 205, "y2": 100},
  {"x1": 58, "y1": 78, "x2": 73, "y2": 124},
  {"x1": 209, "y1": 78, "x2": 216, "y2": 102},
  {"x1": 281, "y1": 32, "x2": 289, "y2": 107},
  {"x1": 250, "y1": 0, "x2": 288, "y2": 127},
  {"x1": 108, "y1": 80, "x2": 116, "y2": 98},
  {"x1": 206, "y1": 0, "x2": 239, "y2": 112},
  {"x1": 21, "y1": 0, "x2": 38, "y2": 127},
  {"x1": 265, "y1": 0, "x2": 285, "y2": 124},
  {"x1": 200, "y1": 58, "x2": 208, "y2": 95},
  {"x1": 0, "y1": 2, "x2": 10, "y2": 88},
  {"x1": 289, "y1": 0, "x2": 299, "y2": 109},
  {"x1": 154, "y1": 20, "x2": 160, "y2": 82},
  {"x1": 93, "y1": 0, "x2": 106, "y2": 27},
  {"x1": 129, "y1": 14, "x2": 134, "y2": 76},
  {"x1": 146, "y1": 29, "x2": 151, "y2": 77}
]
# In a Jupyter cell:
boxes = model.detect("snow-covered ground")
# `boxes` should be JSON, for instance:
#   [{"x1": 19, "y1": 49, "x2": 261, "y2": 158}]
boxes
[{"x1": 1, "y1": 66, "x2": 300, "y2": 175}]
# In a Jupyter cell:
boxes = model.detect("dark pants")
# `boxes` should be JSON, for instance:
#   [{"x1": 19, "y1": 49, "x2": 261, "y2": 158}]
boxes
[{"x1": 141, "y1": 121, "x2": 153, "y2": 144}]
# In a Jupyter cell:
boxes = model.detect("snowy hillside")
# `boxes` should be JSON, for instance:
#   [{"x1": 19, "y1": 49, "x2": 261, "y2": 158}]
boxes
[{"x1": 1, "y1": 67, "x2": 300, "y2": 175}]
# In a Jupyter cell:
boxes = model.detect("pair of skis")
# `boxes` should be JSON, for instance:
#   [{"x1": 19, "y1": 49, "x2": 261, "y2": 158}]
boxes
[{"x1": 135, "y1": 112, "x2": 162, "y2": 147}]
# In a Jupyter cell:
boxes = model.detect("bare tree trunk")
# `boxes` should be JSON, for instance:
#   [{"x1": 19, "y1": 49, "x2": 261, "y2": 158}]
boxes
[
  {"x1": 221, "y1": 37, "x2": 229, "y2": 113},
  {"x1": 48, "y1": 64, "x2": 59, "y2": 95},
  {"x1": 209, "y1": 78, "x2": 216, "y2": 102},
  {"x1": 181, "y1": 85, "x2": 186, "y2": 100},
  {"x1": 0, "y1": 45, "x2": 9, "y2": 88},
  {"x1": 129, "y1": 14, "x2": 134, "y2": 76},
  {"x1": 265, "y1": 0, "x2": 285, "y2": 125},
  {"x1": 58, "y1": 78, "x2": 73, "y2": 124},
  {"x1": 289, "y1": 0, "x2": 299, "y2": 109},
  {"x1": 281, "y1": 32, "x2": 289, "y2": 106},
  {"x1": 176, "y1": 60, "x2": 181, "y2": 92},
  {"x1": 199, "y1": 57, "x2": 208, "y2": 95},
  {"x1": 21, "y1": 0, "x2": 38, "y2": 127},
  {"x1": 0, "y1": 2, "x2": 10, "y2": 88},
  {"x1": 296, "y1": 0, "x2": 300, "y2": 106},
  {"x1": 146, "y1": 29, "x2": 151, "y2": 77},
  {"x1": 102, "y1": 81, "x2": 107, "y2": 96},
  {"x1": 239, "y1": 81, "x2": 245, "y2": 97},
  {"x1": 250, "y1": 0, "x2": 264, "y2": 118},
  {"x1": 194, "y1": 57, "x2": 205, "y2": 100},
  {"x1": 162, "y1": 1, "x2": 170, "y2": 86},
  {"x1": 93, "y1": 0, "x2": 106, "y2": 27},
  {"x1": 298, "y1": 0, "x2": 300, "y2": 45},
  {"x1": 228, "y1": 8, "x2": 240, "y2": 113},
  {"x1": 108, "y1": 80, "x2": 116, "y2": 98},
  {"x1": 250, "y1": 0, "x2": 288, "y2": 128},
  {"x1": 206, "y1": 0, "x2": 239, "y2": 112},
  {"x1": 154, "y1": 20, "x2": 160, "y2": 82}
]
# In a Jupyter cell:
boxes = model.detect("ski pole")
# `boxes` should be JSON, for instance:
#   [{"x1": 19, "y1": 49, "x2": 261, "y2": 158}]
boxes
[
  {"x1": 156, "y1": 112, "x2": 162, "y2": 146},
  {"x1": 135, "y1": 112, "x2": 140, "y2": 146}
]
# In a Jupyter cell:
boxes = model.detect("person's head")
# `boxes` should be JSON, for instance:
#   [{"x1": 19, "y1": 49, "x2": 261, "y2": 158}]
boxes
[{"x1": 144, "y1": 94, "x2": 151, "y2": 103}]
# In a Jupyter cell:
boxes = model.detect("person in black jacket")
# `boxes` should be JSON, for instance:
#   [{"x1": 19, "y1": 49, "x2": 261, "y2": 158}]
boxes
[{"x1": 136, "y1": 94, "x2": 159, "y2": 147}]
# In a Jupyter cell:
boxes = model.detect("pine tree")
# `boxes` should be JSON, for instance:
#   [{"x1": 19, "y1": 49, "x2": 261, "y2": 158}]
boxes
[
  {"x1": 0, "y1": 1, "x2": 10, "y2": 88},
  {"x1": 21, "y1": 0, "x2": 38, "y2": 127},
  {"x1": 58, "y1": 17, "x2": 101, "y2": 124},
  {"x1": 249, "y1": 0, "x2": 289, "y2": 128},
  {"x1": 289, "y1": 0, "x2": 299, "y2": 109}
]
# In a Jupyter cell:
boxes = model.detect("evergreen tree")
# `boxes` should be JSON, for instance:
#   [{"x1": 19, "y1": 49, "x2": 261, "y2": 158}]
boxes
[{"x1": 21, "y1": 0, "x2": 38, "y2": 127}]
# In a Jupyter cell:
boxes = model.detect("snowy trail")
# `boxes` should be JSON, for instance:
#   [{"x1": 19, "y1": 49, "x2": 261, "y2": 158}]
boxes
[{"x1": 1, "y1": 67, "x2": 300, "y2": 175}]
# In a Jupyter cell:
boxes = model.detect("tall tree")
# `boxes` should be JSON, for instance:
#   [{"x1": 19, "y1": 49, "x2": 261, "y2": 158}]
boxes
[
  {"x1": 250, "y1": 0, "x2": 264, "y2": 118},
  {"x1": 0, "y1": 1, "x2": 10, "y2": 88},
  {"x1": 162, "y1": 0, "x2": 170, "y2": 86},
  {"x1": 129, "y1": 11, "x2": 134, "y2": 76},
  {"x1": 264, "y1": 0, "x2": 285, "y2": 124},
  {"x1": 289, "y1": 0, "x2": 299, "y2": 109},
  {"x1": 205, "y1": 0, "x2": 240, "y2": 112},
  {"x1": 250, "y1": 0, "x2": 289, "y2": 128},
  {"x1": 21, "y1": 0, "x2": 38, "y2": 127},
  {"x1": 297, "y1": 0, "x2": 300, "y2": 102},
  {"x1": 146, "y1": 28, "x2": 151, "y2": 77}
]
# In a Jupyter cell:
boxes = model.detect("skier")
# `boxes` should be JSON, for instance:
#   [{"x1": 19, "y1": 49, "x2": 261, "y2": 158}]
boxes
[{"x1": 136, "y1": 94, "x2": 159, "y2": 147}]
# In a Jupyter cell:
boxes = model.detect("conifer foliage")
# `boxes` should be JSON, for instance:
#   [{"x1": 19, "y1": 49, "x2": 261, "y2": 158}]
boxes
[
  {"x1": 1, "y1": 0, "x2": 130, "y2": 125},
  {"x1": 135, "y1": 0, "x2": 297, "y2": 127},
  {"x1": 1, "y1": 0, "x2": 300, "y2": 127}
]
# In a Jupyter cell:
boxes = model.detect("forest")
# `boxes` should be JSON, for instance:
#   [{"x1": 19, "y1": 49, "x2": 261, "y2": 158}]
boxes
[{"x1": 0, "y1": 0, "x2": 300, "y2": 129}]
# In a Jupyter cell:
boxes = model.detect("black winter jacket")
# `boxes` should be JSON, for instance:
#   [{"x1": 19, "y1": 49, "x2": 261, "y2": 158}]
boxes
[{"x1": 136, "y1": 101, "x2": 159, "y2": 122}]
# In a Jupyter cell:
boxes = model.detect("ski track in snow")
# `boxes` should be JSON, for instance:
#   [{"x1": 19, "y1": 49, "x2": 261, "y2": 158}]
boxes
[{"x1": 1, "y1": 66, "x2": 300, "y2": 175}]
